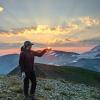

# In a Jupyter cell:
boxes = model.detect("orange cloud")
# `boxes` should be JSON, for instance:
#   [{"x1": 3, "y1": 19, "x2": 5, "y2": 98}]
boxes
[
  {"x1": 0, "y1": 23, "x2": 81, "y2": 37},
  {"x1": 19, "y1": 24, "x2": 77, "y2": 35}
]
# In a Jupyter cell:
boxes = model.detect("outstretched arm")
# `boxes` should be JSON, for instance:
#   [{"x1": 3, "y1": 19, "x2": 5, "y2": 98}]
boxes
[{"x1": 33, "y1": 49, "x2": 47, "y2": 57}]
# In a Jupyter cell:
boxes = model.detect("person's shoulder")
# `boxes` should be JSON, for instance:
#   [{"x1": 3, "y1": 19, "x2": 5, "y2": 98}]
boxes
[{"x1": 20, "y1": 51, "x2": 25, "y2": 55}]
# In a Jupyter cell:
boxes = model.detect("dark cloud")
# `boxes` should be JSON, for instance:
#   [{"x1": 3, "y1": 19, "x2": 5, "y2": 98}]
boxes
[
  {"x1": 0, "y1": 43, "x2": 22, "y2": 49},
  {"x1": 80, "y1": 37, "x2": 100, "y2": 45},
  {"x1": 0, "y1": 42, "x2": 46, "y2": 49}
]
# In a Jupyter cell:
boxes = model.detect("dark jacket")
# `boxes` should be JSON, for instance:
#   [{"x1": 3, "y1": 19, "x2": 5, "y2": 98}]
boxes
[{"x1": 19, "y1": 49, "x2": 46, "y2": 72}]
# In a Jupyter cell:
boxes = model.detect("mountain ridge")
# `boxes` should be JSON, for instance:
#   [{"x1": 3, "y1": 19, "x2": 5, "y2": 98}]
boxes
[{"x1": 0, "y1": 45, "x2": 100, "y2": 75}]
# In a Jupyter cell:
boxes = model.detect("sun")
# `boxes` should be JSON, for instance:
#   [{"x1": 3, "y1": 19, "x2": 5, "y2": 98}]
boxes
[{"x1": 0, "y1": 6, "x2": 4, "y2": 12}]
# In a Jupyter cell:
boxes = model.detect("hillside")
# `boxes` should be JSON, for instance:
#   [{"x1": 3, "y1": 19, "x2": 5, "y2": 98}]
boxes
[
  {"x1": 0, "y1": 63, "x2": 100, "y2": 100},
  {"x1": 0, "y1": 75, "x2": 100, "y2": 100},
  {"x1": 69, "y1": 58, "x2": 100, "y2": 72},
  {"x1": 9, "y1": 63, "x2": 100, "y2": 86}
]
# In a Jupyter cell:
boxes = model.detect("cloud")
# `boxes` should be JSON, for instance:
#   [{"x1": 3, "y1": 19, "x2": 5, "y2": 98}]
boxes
[
  {"x1": 1, "y1": 16, "x2": 99, "y2": 35},
  {"x1": 0, "y1": 42, "x2": 46, "y2": 49},
  {"x1": 0, "y1": 23, "x2": 81, "y2": 35},
  {"x1": 79, "y1": 16, "x2": 100, "y2": 27},
  {"x1": 0, "y1": 16, "x2": 100, "y2": 46},
  {"x1": 80, "y1": 36, "x2": 100, "y2": 45},
  {"x1": 0, "y1": 6, "x2": 4, "y2": 12}
]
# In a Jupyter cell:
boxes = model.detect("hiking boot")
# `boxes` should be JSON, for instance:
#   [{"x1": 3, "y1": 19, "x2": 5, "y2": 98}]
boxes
[
  {"x1": 30, "y1": 94, "x2": 37, "y2": 100},
  {"x1": 24, "y1": 95, "x2": 30, "y2": 100}
]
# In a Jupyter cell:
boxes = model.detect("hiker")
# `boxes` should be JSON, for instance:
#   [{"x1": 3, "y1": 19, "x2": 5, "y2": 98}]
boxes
[{"x1": 19, "y1": 41, "x2": 50, "y2": 100}]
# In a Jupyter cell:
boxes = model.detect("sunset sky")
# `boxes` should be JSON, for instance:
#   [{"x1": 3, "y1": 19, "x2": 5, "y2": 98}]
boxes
[{"x1": 0, "y1": 0, "x2": 100, "y2": 54}]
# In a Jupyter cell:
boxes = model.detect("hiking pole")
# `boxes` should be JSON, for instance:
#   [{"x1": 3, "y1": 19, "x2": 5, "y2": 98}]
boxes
[{"x1": 21, "y1": 72, "x2": 26, "y2": 99}]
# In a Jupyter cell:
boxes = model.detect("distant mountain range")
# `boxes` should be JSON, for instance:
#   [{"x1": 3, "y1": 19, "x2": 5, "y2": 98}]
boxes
[
  {"x1": 69, "y1": 45, "x2": 100, "y2": 72},
  {"x1": 0, "y1": 54, "x2": 19, "y2": 74},
  {"x1": 0, "y1": 45, "x2": 100, "y2": 74},
  {"x1": 36, "y1": 45, "x2": 100, "y2": 72},
  {"x1": 35, "y1": 50, "x2": 79, "y2": 66}
]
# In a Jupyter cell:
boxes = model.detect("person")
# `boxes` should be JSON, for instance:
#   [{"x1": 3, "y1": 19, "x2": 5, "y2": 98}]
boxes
[{"x1": 19, "y1": 41, "x2": 50, "y2": 100}]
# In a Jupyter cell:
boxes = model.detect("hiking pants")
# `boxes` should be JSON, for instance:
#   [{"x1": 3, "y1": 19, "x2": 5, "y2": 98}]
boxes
[{"x1": 23, "y1": 71, "x2": 37, "y2": 96}]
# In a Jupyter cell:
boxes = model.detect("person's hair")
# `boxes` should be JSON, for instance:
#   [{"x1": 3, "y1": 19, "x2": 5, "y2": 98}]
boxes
[{"x1": 21, "y1": 46, "x2": 26, "y2": 51}]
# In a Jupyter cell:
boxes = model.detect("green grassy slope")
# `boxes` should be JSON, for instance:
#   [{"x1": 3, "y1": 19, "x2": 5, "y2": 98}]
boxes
[{"x1": 8, "y1": 63, "x2": 100, "y2": 86}]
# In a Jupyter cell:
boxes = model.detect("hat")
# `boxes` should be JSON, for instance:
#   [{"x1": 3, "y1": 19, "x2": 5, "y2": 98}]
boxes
[{"x1": 24, "y1": 41, "x2": 34, "y2": 47}]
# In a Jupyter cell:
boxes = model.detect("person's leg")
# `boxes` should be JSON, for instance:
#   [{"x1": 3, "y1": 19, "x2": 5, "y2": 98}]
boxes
[
  {"x1": 29, "y1": 71, "x2": 37, "y2": 95},
  {"x1": 24, "y1": 74, "x2": 29, "y2": 96}
]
